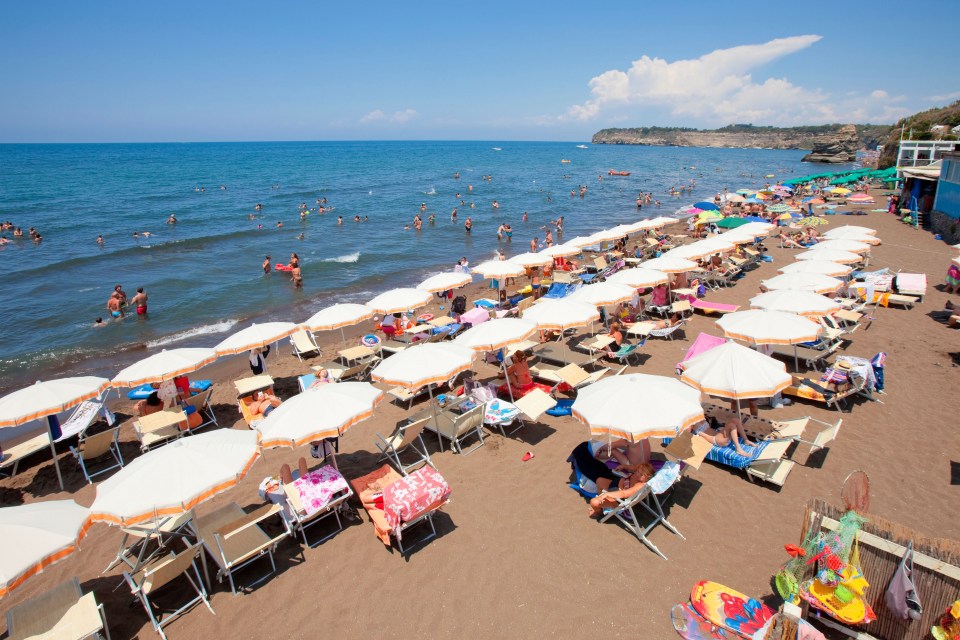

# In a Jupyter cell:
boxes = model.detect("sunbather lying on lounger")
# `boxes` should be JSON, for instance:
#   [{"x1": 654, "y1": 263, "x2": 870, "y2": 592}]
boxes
[
  {"x1": 650, "y1": 313, "x2": 683, "y2": 330},
  {"x1": 248, "y1": 390, "x2": 282, "y2": 418},
  {"x1": 498, "y1": 350, "x2": 551, "y2": 398},
  {"x1": 778, "y1": 231, "x2": 806, "y2": 249},
  {"x1": 693, "y1": 418, "x2": 756, "y2": 456},
  {"x1": 594, "y1": 438, "x2": 651, "y2": 466},
  {"x1": 587, "y1": 462, "x2": 655, "y2": 518},
  {"x1": 310, "y1": 368, "x2": 332, "y2": 387}
]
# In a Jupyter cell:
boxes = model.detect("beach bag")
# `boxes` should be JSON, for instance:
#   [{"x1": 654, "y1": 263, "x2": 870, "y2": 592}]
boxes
[{"x1": 886, "y1": 541, "x2": 922, "y2": 620}]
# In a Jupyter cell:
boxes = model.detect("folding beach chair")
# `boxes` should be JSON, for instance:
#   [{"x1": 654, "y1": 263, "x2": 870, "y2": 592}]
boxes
[
  {"x1": 6, "y1": 577, "x2": 111, "y2": 640},
  {"x1": 597, "y1": 461, "x2": 686, "y2": 560},
  {"x1": 193, "y1": 502, "x2": 288, "y2": 595},
  {"x1": 70, "y1": 424, "x2": 124, "y2": 484},
  {"x1": 289, "y1": 329, "x2": 321, "y2": 361},
  {"x1": 375, "y1": 412, "x2": 434, "y2": 474},
  {"x1": 281, "y1": 463, "x2": 354, "y2": 547},
  {"x1": 105, "y1": 511, "x2": 195, "y2": 574},
  {"x1": 124, "y1": 544, "x2": 214, "y2": 640},
  {"x1": 424, "y1": 401, "x2": 486, "y2": 455},
  {"x1": 609, "y1": 339, "x2": 645, "y2": 366},
  {"x1": 649, "y1": 321, "x2": 685, "y2": 340},
  {"x1": 181, "y1": 388, "x2": 218, "y2": 432}
]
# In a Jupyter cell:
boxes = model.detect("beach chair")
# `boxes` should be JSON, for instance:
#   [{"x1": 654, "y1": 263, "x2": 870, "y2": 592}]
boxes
[
  {"x1": 181, "y1": 388, "x2": 218, "y2": 432},
  {"x1": 348, "y1": 464, "x2": 451, "y2": 555},
  {"x1": 0, "y1": 431, "x2": 57, "y2": 482},
  {"x1": 69, "y1": 424, "x2": 124, "y2": 484},
  {"x1": 6, "y1": 577, "x2": 111, "y2": 640},
  {"x1": 649, "y1": 321, "x2": 685, "y2": 340},
  {"x1": 281, "y1": 463, "x2": 354, "y2": 547},
  {"x1": 56, "y1": 398, "x2": 109, "y2": 442},
  {"x1": 542, "y1": 282, "x2": 572, "y2": 299},
  {"x1": 783, "y1": 370, "x2": 870, "y2": 412},
  {"x1": 375, "y1": 412, "x2": 434, "y2": 474},
  {"x1": 529, "y1": 360, "x2": 611, "y2": 392},
  {"x1": 424, "y1": 401, "x2": 486, "y2": 455},
  {"x1": 235, "y1": 375, "x2": 276, "y2": 428},
  {"x1": 133, "y1": 409, "x2": 187, "y2": 452},
  {"x1": 123, "y1": 544, "x2": 213, "y2": 640},
  {"x1": 597, "y1": 461, "x2": 686, "y2": 560},
  {"x1": 105, "y1": 512, "x2": 195, "y2": 574},
  {"x1": 192, "y1": 502, "x2": 288, "y2": 596},
  {"x1": 609, "y1": 339, "x2": 645, "y2": 366},
  {"x1": 289, "y1": 329, "x2": 321, "y2": 361},
  {"x1": 770, "y1": 341, "x2": 840, "y2": 371}
]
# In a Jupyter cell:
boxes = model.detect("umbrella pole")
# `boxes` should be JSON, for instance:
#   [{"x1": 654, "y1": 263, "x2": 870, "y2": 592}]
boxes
[
  {"x1": 793, "y1": 345, "x2": 799, "y2": 372},
  {"x1": 428, "y1": 385, "x2": 443, "y2": 452},
  {"x1": 46, "y1": 415, "x2": 64, "y2": 490}
]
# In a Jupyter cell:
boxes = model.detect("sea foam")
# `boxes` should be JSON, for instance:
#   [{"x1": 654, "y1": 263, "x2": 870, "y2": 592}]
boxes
[
  {"x1": 146, "y1": 320, "x2": 238, "y2": 348},
  {"x1": 321, "y1": 252, "x2": 360, "y2": 263}
]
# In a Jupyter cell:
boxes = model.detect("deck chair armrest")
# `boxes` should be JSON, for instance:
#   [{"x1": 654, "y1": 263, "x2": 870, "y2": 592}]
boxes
[{"x1": 215, "y1": 503, "x2": 282, "y2": 539}]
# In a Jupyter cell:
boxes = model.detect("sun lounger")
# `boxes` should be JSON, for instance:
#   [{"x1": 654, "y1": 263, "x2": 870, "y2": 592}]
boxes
[
  {"x1": 531, "y1": 341, "x2": 599, "y2": 366},
  {"x1": 424, "y1": 401, "x2": 486, "y2": 455},
  {"x1": 0, "y1": 431, "x2": 56, "y2": 481},
  {"x1": 70, "y1": 425, "x2": 124, "y2": 484},
  {"x1": 134, "y1": 409, "x2": 187, "y2": 452},
  {"x1": 375, "y1": 412, "x2": 434, "y2": 474},
  {"x1": 542, "y1": 282, "x2": 573, "y2": 299},
  {"x1": 529, "y1": 361, "x2": 611, "y2": 392},
  {"x1": 281, "y1": 463, "x2": 353, "y2": 547},
  {"x1": 783, "y1": 370, "x2": 871, "y2": 412},
  {"x1": 290, "y1": 329, "x2": 322, "y2": 361},
  {"x1": 770, "y1": 341, "x2": 840, "y2": 371},
  {"x1": 124, "y1": 544, "x2": 213, "y2": 640},
  {"x1": 7, "y1": 577, "x2": 111, "y2": 640},
  {"x1": 649, "y1": 321, "x2": 685, "y2": 340},
  {"x1": 691, "y1": 299, "x2": 740, "y2": 315},
  {"x1": 701, "y1": 403, "x2": 841, "y2": 455},
  {"x1": 349, "y1": 464, "x2": 452, "y2": 555},
  {"x1": 895, "y1": 272, "x2": 926, "y2": 301},
  {"x1": 181, "y1": 388, "x2": 218, "y2": 432},
  {"x1": 105, "y1": 512, "x2": 194, "y2": 574},
  {"x1": 193, "y1": 502, "x2": 288, "y2": 596}
]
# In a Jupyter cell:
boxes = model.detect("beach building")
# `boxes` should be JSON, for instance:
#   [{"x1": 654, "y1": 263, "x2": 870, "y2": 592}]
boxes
[
  {"x1": 932, "y1": 150, "x2": 960, "y2": 242},
  {"x1": 895, "y1": 138, "x2": 959, "y2": 174}
]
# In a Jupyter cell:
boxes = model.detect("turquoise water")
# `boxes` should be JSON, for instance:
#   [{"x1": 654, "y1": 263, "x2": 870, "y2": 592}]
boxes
[{"x1": 0, "y1": 141, "x2": 849, "y2": 390}]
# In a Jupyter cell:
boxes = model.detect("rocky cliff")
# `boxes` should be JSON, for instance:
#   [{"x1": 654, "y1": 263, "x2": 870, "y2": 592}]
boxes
[
  {"x1": 592, "y1": 124, "x2": 891, "y2": 162},
  {"x1": 799, "y1": 124, "x2": 859, "y2": 163}
]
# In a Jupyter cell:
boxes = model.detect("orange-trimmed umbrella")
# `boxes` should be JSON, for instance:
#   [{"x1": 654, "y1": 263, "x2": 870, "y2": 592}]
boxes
[
  {"x1": 257, "y1": 382, "x2": 384, "y2": 448},
  {"x1": 680, "y1": 341, "x2": 792, "y2": 404},
  {"x1": 572, "y1": 374, "x2": 704, "y2": 442},
  {"x1": 112, "y1": 348, "x2": 218, "y2": 388}
]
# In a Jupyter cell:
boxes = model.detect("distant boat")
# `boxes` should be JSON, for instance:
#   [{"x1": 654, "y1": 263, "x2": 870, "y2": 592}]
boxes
[
  {"x1": 491, "y1": 147, "x2": 502, "y2": 151},
  {"x1": 607, "y1": 169, "x2": 631, "y2": 176},
  {"x1": 576, "y1": 144, "x2": 589, "y2": 149},
  {"x1": 561, "y1": 159, "x2": 571, "y2": 164}
]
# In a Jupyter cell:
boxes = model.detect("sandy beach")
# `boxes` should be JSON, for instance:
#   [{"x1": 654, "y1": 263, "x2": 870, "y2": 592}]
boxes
[{"x1": 2, "y1": 194, "x2": 959, "y2": 640}]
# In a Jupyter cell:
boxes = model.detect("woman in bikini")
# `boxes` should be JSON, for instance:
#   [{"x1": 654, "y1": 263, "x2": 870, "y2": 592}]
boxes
[
  {"x1": 695, "y1": 418, "x2": 755, "y2": 455},
  {"x1": 587, "y1": 462, "x2": 656, "y2": 518}
]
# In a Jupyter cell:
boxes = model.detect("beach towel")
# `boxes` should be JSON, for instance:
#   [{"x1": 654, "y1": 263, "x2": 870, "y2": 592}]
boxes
[
  {"x1": 647, "y1": 461, "x2": 681, "y2": 495},
  {"x1": 691, "y1": 299, "x2": 740, "y2": 315},
  {"x1": 294, "y1": 465, "x2": 348, "y2": 516},
  {"x1": 895, "y1": 273, "x2": 926, "y2": 296},
  {"x1": 382, "y1": 466, "x2": 450, "y2": 540},
  {"x1": 661, "y1": 436, "x2": 768, "y2": 469}
]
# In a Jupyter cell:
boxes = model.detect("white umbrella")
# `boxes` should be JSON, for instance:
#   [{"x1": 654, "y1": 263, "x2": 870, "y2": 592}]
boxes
[
  {"x1": 366, "y1": 288, "x2": 432, "y2": 315},
  {"x1": 716, "y1": 310, "x2": 821, "y2": 346},
  {"x1": 507, "y1": 252, "x2": 553, "y2": 268},
  {"x1": 563, "y1": 236, "x2": 600, "y2": 249},
  {"x1": 214, "y1": 322, "x2": 300, "y2": 356},
  {"x1": 471, "y1": 260, "x2": 526, "y2": 280},
  {"x1": 588, "y1": 228, "x2": 627, "y2": 244},
  {"x1": 303, "y1": 302, "x2": 374, "y2": 344},
  {"x1": 808, "y1": 239, "x2": 871, "y2": 254},
  {"x1": 761, "y1": 272, "x2": 843, "y2": 295},
  {"x1": 541, "y1": 243, "x2": 582, "y2": 257},
  {"x1": 607, "y1": 267, "x2": 670, "y2": 289},
  {"x1": 371, "y1": 343, "x2": 476, "y2": 389},
  {"x1": 568, "y1": 281, "x2": 636, "y2": 307},
  {"x1": 0, "y1": 377, "x2": 110, "y2": 490},
  {"x1": 822, "y1": 225, "x2": 877, "y2": 238},
  {"x1": 112, "y1": 348, "x2": 218, "y2": 388},
  {"x1": 796, "y1": 249, "x2": 862, "y2": 264},
  {"x1": 522, "y1": 298, "x2": 600, "y2": 331},
  {"x1": 750, "y1": 290, "x2": 842, "y2": 317},
  {"x1": 733, "y1": 221, "x2": 776, "y2": 235},
  {"x1": 89, "y1": 430, "x2": 260, "y2": 526},
  {"x1": 416, "y1": 272, "x2": 473, "y2": 293},
  {"x1": 0, "y1": 500, "x2": 91, "y2": 598},
  {"x1": 662, "y1": 243, "x2": 718, "y2": 261},
  {"x1": 642, "y1": 256, "x2": 698, "y2": 273},
  {"x1": 647, "y1": 216, "x2": 682, "y2": 227},
  {"x1": 680, "y1": 341, "x2": 791, "y2": 403},
  {"x1": 777, "y1": 261, "x2": 853, "y2": 278},
  {"x1": 572, "y1": 374, "x2": 704, "y2": 442},
  {"x1": 257, "y1": 382, "x2": 384, "y2": 448},
  {"x1": 819, "y1": 229, "x2": 881, "y2": 245},
  {"x1": 454, "y1": 318, "x2": 537, "y2": 353}
]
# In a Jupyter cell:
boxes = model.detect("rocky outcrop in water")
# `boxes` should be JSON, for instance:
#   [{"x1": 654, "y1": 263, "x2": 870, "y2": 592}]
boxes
[{"x1": 800, "y1": 125, "x2": 859, "y2": 163}]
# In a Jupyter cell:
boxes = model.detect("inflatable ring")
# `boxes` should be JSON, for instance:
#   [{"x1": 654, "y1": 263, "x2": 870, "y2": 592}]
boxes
[
  {"x1": 275, "y1": 263, "x2": 293, "y2": 272},
  {"x1": 417, "y1": 313, "x2": 434, "y2": 323},
  {"x1": 361, "y1": 334, "x2": 381, "y2": 348}
]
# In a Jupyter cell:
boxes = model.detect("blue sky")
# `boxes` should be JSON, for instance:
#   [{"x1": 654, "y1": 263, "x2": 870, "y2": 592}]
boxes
[{"x1": 2, "y1": 0, "x2": 958, "y2": 142}]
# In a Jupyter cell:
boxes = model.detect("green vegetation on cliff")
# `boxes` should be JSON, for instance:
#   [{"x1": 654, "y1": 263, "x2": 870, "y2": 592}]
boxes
[
  {"x1": 593, "y1": 123, "x2": 892, "y2": 150},
  {"x1": 878, "y1": 100, "x2": 960, "y2": 168}
]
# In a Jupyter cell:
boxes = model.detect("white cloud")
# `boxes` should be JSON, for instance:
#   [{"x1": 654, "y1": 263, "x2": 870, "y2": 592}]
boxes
[
  {"x1": 359, "y1": 108, "x2": 418, "y2": 124},
  {"x1": 927, "y1": 90, "x2": 960, "y2": 103},
  {"x1": 562, "y1": 36, "x2": 908, "y2": 126}
]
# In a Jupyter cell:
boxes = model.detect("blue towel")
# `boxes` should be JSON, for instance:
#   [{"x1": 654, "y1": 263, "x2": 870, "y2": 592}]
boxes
[{"x1": 127, "y1": 379, "x2": 212, "y2": 400}]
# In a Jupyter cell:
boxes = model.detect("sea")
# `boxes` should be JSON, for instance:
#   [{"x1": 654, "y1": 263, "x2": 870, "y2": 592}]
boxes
[{"x1": 0, "y1": 141, "x2": 852, "y2": 392}]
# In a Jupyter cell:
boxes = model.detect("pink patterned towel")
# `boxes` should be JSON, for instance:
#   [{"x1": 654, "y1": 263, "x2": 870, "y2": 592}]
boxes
[
  {"x1": 382, "y1": 467, "x2": 451, "y2": 538},
  {"x1": 294, "y1": 466, "x2": 348, "y2": 516},
  {"x1": 895, "y1": 273, "x2": 926, "y2": 295}
]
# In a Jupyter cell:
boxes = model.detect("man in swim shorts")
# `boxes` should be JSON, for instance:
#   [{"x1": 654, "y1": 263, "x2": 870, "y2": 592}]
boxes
[
  {"x1": 263, "y1": 256, "x2": 271, "y2": 273},
  {"x1": 131, "y1": 287, "x2": 148, "y2": 315}
]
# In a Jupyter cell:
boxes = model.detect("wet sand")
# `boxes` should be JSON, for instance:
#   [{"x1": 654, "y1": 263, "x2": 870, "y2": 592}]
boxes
[{"x1": 2, "y1": 194, "x2": 959, "y2": 639}]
